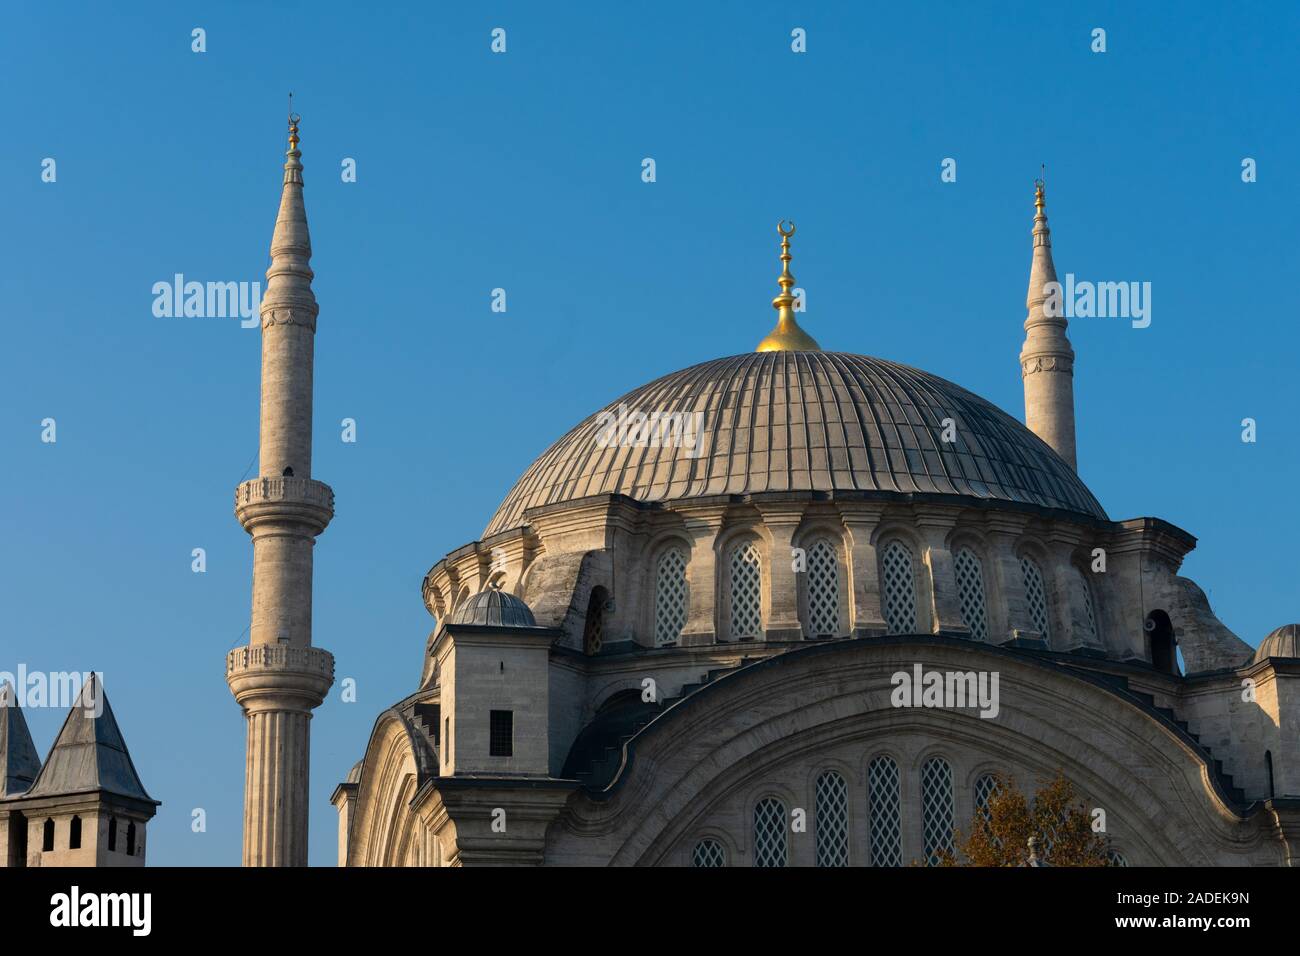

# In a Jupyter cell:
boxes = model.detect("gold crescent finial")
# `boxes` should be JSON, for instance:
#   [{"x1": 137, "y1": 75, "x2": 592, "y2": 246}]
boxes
[
  {"x1": 287, "y1": 97, "x2": 301, "y2": 153},
  {"x1": 756, "y1": 219, "x2": 821, "y2": 352},
  {"x1": 1034, "y1": 168, "x2": 1046, "y2": 211}
]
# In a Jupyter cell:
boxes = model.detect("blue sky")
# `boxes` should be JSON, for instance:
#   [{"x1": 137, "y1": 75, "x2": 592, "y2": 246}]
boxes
[{"x1": 2, "y1": 2, "x2": 1296, "y2": 865}]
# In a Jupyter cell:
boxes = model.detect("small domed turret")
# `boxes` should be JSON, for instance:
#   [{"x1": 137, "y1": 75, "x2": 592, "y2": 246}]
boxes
[
  {"x1": 449, "y1": 588, "x2": 538, "y2": 628},
  {"x1": 1253, "y1": 624, "x2": 1300, "y2": 664}
]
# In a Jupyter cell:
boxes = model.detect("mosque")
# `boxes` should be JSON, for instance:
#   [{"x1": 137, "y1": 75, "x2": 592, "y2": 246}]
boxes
[{"x1": 10, "y1": 116, "x2": 1294, "y2": 869}]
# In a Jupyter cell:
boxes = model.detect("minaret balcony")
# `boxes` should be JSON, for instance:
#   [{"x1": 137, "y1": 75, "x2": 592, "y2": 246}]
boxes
[
  {"x1": 234, "y1": 475, "x2": 334, "y2": 533},
  {"x1": 226, "y1": 643, "x2": 335, "y2": 710}
]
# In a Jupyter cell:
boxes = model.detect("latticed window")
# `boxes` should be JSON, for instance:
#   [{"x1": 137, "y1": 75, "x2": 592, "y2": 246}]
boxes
[
  {"x1": 815, "y1": 770, "x2": 849, "y2": 866},
  {"x1": 973, "y1": 773, "x2": 1002, "y2": 847},
  {"x1": 921, "y1": 757, "x2": 955, "y2": 866},
  {"x1": 729, "y1": 541, "x2": 763, "y2": 640},
  {"x1": 880, "y1": 540, "x2": 917, "y2": 635},
  {"x1": 867, "y1": 755, "x2": 902, "y2": 867},
  {"x1": 804, "y1": 539, "x2": 841, "y2": 638},
  {"x1": 692, "y1": 839, "x2": 726, "y2": 867},
  {"x1": 954, "y1": 547, "x2": 988, "y2": 641},
  {"x1": 583, "y1": 588, "x2": 606, "y2": 655},
  {"x1": 654, "y1": 547, "x2": 688, "y2": 646},
  {"x1": 752, "y1": 797, "x2": 787, "y2": 867},
  {"x1": 1107, "y1": 850, "x2": 1129, "y2": 867},
  {"x1": 974, "y1": 773, "x2": 1001, "y2": 820},
  {"x1": 1077, "y1": 568, "x2": 1100, "y2": 643},
  {"x1": 1020, "y1": 556, "x2": 1051, "y2": 640}
]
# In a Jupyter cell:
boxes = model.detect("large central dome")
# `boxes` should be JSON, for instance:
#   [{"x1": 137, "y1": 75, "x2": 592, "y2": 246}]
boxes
[{"x1": 485, "y1": 351, "x2": 1105, "y2": 537}]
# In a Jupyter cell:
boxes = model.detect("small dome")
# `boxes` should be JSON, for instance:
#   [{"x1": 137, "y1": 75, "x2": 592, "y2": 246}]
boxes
[
  {"x1": 1253, "y1": 624, "x2": 1300, "y2": 664},
  {"x1": 449, "y1": 588, "x2": 538, "y2": 628},
  {"x1": 346, "y1": 760, "x2": 363, "y2": 784}
]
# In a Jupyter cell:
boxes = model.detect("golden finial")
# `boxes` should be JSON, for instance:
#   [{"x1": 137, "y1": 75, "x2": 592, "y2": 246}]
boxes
[
  {"x1": 1034, "y1": 164, "x2": 1046, "y2": 211},
  {"x1": 756, "y1": 220, "x2": 821, "y2": 352},
  {"x1": 287, "y1": 93, "x2": 301, "y2": 153}
]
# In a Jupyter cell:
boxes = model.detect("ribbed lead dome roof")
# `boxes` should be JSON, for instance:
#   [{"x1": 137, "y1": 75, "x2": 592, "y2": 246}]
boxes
[
  {"x1": 449, "y1": 588, "x2": 538, "y2": 628},
  {"x1": 485, "y1": 351, "x2": 1106, "y2": 537}
]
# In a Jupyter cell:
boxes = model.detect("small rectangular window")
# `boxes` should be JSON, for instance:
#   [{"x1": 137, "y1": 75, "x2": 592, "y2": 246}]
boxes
[{"x1": 489, "y1": 710, "x2": 513, "y2": 757}]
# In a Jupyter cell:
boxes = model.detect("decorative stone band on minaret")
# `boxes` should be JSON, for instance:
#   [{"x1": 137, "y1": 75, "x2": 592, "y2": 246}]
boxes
[
  {"x1": 227, "y1": 113, "x2": 335, "y2": 867},
  {"x1": 1019, "y1": 178, "x2": 1078, "y2": 470}
]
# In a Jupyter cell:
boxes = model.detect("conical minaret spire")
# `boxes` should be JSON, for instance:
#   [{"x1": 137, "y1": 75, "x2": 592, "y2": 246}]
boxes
[
  {"x1": 1019, "y1": 176, "x2": 1078, "y2": 469},
  {"x1": 756, "y1": 220, "x2": 821, "y2": 352},
  {"x1": 227, "y1": 110, "x2": 336, "y2": 867}
]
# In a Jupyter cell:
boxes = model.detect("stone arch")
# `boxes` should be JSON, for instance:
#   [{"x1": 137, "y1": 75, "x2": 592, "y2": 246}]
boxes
[
  {"x1": 348, "y1": 710, "x2": 429, "y2": 867},
  {"x1": 550, "y1": 638, "x2": 1280, "y2": 867}
]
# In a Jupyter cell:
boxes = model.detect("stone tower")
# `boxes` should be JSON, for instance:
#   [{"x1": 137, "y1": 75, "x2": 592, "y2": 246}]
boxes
[
  {"x1": 1019, "y1": 179, "x2": 1077, "y2": 469},
  {"x1": 226, "y1": 114, "x2": 335, "y2": 867},
  {"x1": 0, "y1": 677, "x2": 159, "y2": 867}
]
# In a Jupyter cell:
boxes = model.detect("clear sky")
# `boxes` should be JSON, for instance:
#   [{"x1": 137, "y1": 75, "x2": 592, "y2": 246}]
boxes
[{"x1": 2, "y1": 2, "x2": 1296, "y2": 865}]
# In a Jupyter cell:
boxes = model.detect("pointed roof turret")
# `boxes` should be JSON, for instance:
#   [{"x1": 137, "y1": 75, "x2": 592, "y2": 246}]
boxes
[
  {"x1": 260, "y1": 108, "x2": 319, "y2": 333},
  {"x1": 756, "y1": 220, "x2": 821, "y2": 352},
  {"x1": 25, "y1": 674, "x2": 155, "y2": 803},
  {"x1": 0, "y1": 682, "x2": 41, "y2": 797}
]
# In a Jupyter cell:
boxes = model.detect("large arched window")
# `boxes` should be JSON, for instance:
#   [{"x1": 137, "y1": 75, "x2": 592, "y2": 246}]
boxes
[
  {"x1": 920, "y1": 757, "x2": 955, "y2": 866},
  {"x1": 692, "y1": 839, "x2": 726, "y2": 867},
  {"x1": 867, "y1": 755, "x2": 902, "y2": 867},
  {"x1": 880, "y1": 540, "x2": 918, "y2": 635},
  {"x1": 654, "y1": 547, "x2": 688, "y2": 647},
  {"x1": 804, "y1": 538, "x2": 841, "y2": 638},
  {"x1": 954, "y1": 547, "x2": 988, "y2": 641},
  {"x1": 752, "y1": 797, "x2": 787, "y2": 867},
  {"x1": 814, "y1": 770, "x2": 849, "y2": 866},
  {"x1": 1020, "y1": 555, "x2": 1051, "y2": 640},
  {"x1": 729, "y1": 541, "x2": 763, "y2": 640}
]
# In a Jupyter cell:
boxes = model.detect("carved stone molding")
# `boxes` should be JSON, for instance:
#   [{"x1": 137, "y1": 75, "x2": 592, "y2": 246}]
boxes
[
  {"x1": 261, "y1": 307, "x2": 318, "y2": 332},
  {"x1": 1021, "y1": 354, "x2": 1075, "y2": 377}
]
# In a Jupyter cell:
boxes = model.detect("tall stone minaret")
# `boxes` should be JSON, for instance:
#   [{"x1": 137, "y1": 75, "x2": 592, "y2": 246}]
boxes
[
  {"x1": 1019, "y1": 178, "x2": 1077, "y2": 469},
  {"x1": 226, "y1": 112, "x2": 335, "y2": 867}
]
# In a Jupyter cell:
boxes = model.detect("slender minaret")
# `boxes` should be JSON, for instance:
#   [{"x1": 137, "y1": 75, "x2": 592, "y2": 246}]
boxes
[
  {"x1": 226, "y1": 112, "x2": 335, "y2": 867},
  {"x1": 1019, "y1": 177, "x2": 1077, "y2": 469}
]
